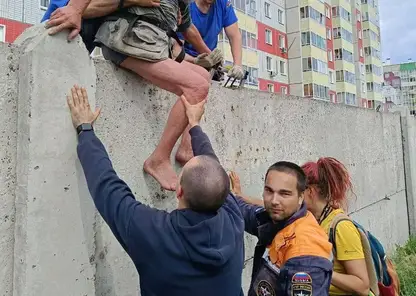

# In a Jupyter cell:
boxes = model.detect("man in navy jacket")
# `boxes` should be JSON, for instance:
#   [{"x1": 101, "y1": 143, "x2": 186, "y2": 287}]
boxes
[{"x1": 66, "y1": 85, "x2": 245, "y2": 295}]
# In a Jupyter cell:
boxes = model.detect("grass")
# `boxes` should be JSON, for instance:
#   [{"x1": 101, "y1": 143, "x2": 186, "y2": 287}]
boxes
[{"x1": 393, "y1": 236, "x2": 416, "y2": 296}]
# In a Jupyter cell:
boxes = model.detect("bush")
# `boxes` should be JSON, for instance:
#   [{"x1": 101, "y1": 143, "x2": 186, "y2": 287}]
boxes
[{"x1": 393, "y1": 236, "x2": 416, "y2": 296}]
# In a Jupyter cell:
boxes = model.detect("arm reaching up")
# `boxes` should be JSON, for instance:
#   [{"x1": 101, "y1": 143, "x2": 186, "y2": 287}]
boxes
[
  {"x1": 67, "y1": 85, "x2": 167, "y2": 254},
  {"x1": 180, "y1": 95, "x2": 220, "y2": 162},
  {"x1": 229, "y1": 171, "x2": 264, "y2": 207}
]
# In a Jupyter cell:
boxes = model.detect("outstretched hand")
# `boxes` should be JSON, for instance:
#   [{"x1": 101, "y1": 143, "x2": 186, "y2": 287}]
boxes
[
  {"x1": 180, "y1": 95, "x2": 206, "y2": 127},
  {"x1": 229, "y1": 171, "x2": 242, "y2": 195},
  {"x1": 67, "y1": 85, "x2": 101, "y2": 129}
]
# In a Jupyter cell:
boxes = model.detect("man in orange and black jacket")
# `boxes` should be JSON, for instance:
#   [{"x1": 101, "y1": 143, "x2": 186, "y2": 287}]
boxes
[{"x1": 234, "y1": 162, "x2": 334, "y2": 296}]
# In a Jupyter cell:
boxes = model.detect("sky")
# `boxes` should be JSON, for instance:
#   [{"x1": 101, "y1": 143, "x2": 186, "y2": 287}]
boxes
[{"x1": 379, "y1": 0, "x2": 416, "y2": 64}]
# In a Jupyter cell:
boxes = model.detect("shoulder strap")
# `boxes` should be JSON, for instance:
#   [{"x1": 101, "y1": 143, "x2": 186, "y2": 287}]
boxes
[{"x1": 328, "y1": 213, "x2": 351, "y2": 257}]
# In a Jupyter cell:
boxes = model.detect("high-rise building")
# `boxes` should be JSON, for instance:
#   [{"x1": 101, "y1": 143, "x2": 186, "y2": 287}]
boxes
[
  {"x1": 219, "y1": 0, "x2": 383, "y2": 108},
  {"x1": 383, "y1": 60, "x2": 416, "y2": 115}
]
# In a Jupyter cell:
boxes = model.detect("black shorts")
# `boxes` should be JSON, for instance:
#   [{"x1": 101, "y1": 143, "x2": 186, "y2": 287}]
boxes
[{"x1": 101, "y1": 45, "x2": 128, "y2": 66}]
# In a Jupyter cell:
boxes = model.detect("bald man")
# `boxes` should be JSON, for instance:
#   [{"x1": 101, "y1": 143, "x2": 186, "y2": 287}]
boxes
[{"x1": 66, "y1": 85, "x2": 246, "y2": 296}]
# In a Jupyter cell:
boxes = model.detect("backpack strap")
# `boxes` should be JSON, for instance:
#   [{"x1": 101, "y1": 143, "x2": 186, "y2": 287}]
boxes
[
  {"x1": 328, "y1": 212, "x2": 351, "y2": 257},
  {"x1": 328, "y1": 214, "x2": 380, "y2": 296}
]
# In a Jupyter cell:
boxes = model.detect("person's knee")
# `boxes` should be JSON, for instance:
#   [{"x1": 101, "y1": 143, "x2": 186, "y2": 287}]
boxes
[
  {"x1": 198, "y1": 67, "x2": 211, "y2": 83},
  {"x1": 186, "y1": 76, "x2": 209, "y2": 103}
]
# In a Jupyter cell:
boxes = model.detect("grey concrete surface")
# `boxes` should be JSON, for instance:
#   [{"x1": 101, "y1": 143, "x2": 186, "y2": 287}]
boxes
[
  {"x1": 94, "y1": 60, "x2": 408, "y2": 294},
  {"x1": 0, "y1": 42, "x2": 19, "y2": 296},
  {"x1": 12, "y1": 26, "x2": 97, "y2": 296},
  {"x1": 396, "y1": 107, "x2": 416, "y2": 236},
  {"x1": 0, "y1": 25, "x2": 411, "y2": 295}
]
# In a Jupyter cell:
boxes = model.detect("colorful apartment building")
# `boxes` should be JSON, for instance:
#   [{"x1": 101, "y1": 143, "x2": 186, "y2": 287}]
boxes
[
  {"x1": 384, "y1": 60, "x2": 416, "y2": 115},
  {"x1": 220, "y1": 0, "x2": 383, "y2": 108}
]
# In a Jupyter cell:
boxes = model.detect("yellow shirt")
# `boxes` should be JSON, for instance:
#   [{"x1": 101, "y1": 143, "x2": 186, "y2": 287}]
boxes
[{"x1": 320, "y1": 209, "x2": 365, "y2": 295}]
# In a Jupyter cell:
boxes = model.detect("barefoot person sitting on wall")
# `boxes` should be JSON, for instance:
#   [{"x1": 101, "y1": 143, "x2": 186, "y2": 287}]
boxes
[{"x1": 45, "y1": 0, "x2": 224, "y2": 191}]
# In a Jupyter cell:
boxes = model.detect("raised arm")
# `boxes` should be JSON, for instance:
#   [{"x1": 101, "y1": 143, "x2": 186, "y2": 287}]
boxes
[
  {"x1": 180, "y1": 96, "x2": 219, "y2": 162},
  {"x1": 67, "y1": 86, "x2": 167, "y2": 254}
]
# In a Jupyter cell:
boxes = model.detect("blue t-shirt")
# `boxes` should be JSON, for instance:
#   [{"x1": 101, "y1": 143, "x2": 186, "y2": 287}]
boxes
[
  {"x1": 182, "y1": 0, "x2": 238, "y2": 57},
  {"x1": 41, "y1": 0, "x2": 69, "y2": 22}
]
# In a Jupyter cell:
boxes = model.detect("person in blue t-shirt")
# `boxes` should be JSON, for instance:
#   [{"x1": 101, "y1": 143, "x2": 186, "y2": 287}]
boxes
[{"x1": 179, "y1": 0, "x2": 244, "y2": 80}]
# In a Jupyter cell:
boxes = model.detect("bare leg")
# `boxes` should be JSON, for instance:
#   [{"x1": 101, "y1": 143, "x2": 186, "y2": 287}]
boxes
[
  {"x1": 175, "y1": 62, "x2": 212, "y2": 166},
  {"x1": 120, "y1": 58, "x2": 209, "y2": 191}
]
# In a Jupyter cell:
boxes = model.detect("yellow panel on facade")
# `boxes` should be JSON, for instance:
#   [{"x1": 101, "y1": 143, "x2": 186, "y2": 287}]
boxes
[
  {"x1": 339, "y1": 18, "x2": 353, "y2": 33},
  {"x1": 235, "y1": 11, "x2": 256, "y2": 34},
  {"x1": 304, "y1": 0, "x2": 325, "y2": 13},
  {"x1": 336, "y1": 82, "x2": 356, "y2": 94},
  {"x1": 362, "y1": 21, "x2": 378, "y2": 35},
  {"x1": 366, "y1": 56, "x2": 382, "y2": 68},
  {"x1": 333, "y1": 38, "x2": 354, "y2": 54},
  {"x1": 243, "y1": 50, "x2": 259, "y2": 68},
  {"x1": 303, "y1": 71, "x2": 314, "y2": 84},
  {"x1": 302, "y1": 45, "x2": 327, "y2": 62},
  {"x1": 218, "y1": 42, "x2": 259, "y2": 68},
  {"x1": 309, "y1": 19, "x2": 326, "y2": 38},
  {"x1": 335, "y1": 60, "x2": 355, "y2": 73},
  {"x1": 338, "y1": 0, "x2": 351, "y2": 13},
  {"x1": 303, "y1": 71, "x2": 329, "y2": 86}
]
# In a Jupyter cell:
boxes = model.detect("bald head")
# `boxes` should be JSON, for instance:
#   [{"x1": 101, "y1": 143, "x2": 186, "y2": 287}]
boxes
[{"x1": 180, "y1": 156, "x2": 230, "y2": 212}]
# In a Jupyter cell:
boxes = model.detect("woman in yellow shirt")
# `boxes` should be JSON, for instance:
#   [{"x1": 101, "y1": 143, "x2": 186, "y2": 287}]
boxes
[
  {"x1": 229, "y1": 157, "x2": 371, "y2": 296},
  {"x1": 301, "y1": 157, "x2": 370, "y2": 296}
]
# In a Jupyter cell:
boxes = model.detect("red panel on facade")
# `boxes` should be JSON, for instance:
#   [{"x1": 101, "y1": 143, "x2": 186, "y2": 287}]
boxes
[
  {"x1": 356, "y1": 9, "x2": 364, "y2": 64},
  {"x1": 0, "y1": 18, "x2": 32, "y2": 43},
  {"x1": 325, "y1": 4, "x2": 335, "y2": 70},
  {"x1": 257, "y1": 21, "x2": 288, "y2": 59},
  {"x1": 258, "y1": 78, "x2": 290, "y2": 94}
]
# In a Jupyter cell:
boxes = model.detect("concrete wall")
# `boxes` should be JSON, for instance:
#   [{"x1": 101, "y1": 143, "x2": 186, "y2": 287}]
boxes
[
  {"x1": 0, "y1": 25, "x2": 412, "y2": 295},
  {"x1": 0, "y1": 42, "x2": 18, "y2": 296}
]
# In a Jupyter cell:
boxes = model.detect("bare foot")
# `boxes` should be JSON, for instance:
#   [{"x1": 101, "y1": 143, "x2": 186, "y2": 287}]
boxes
[
  {"x1": 143, "y1": 157, "x2": 178, "y2": 191},
  {"x1": 175, "y1": 147, "x2": 194, "y2": 167}
]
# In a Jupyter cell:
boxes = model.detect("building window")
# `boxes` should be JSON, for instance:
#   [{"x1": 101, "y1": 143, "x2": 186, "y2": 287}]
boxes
[
  {"x1": 264, "y1": 2, "x2": 271, "y2": 18},
  {"x1": 329, "y1": 71, "x2": 335, "y2": 84},
  {"x1": 266, "y1": 56, "x2": 272, "y2": 71},
  {"x1": 300, "y1": 6, "x2": 324, "y2": 24},
  {"x1": 330, "y1": 93, "x2": 335, "y2": 102},
  {"x1": 243, "y1": 65, "x2": 259, "y2": 86},
  {"x1": 0, "y1": 25, "x2": 5, "y2": 43},
  {"x1": 265, "y1": 29, "x2": 272, "y2": 44},
  {"x1": 328, "y1": 50, "x2": 333, "y2": 61},
  {"x1": 362, "y1": 81, "x2": 366, "y2": 93},
  {"x1": 280, "y1": 61, "x2": 286, "y2": 75},
  {"x1": 267, "y1": 83, "x2": 274, "y2": 92},
  {"x1": 301, "y1": 31, "x2": 326, "y2": 50},
  {"x1": 279, "y1": 35, "x2": 285, "y2": 48},
  {"x1": 325, "y1": 6, "x2": 330, "y2": 18},
  {"x1": 358, "y1": 29, "x2": 362, "y2": 39},
  {"x1": 40, "y1": 0, "x2": 50, "y2": 9},
  {"x1": 360, "y1": 48, "x2": 363, "y2": 57},
  {"x1": 326, "y1": 28, "x2": 331, "y2": 40},
  {"x1": 281, "y1": 86, "x2": 288, "y2": 95},
  {"x1": 304, "y1": 83, "x2": 313, "y2": 96},
  {"x1": 278, "y1": 9, "x2": 284, "y2": 24}
]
